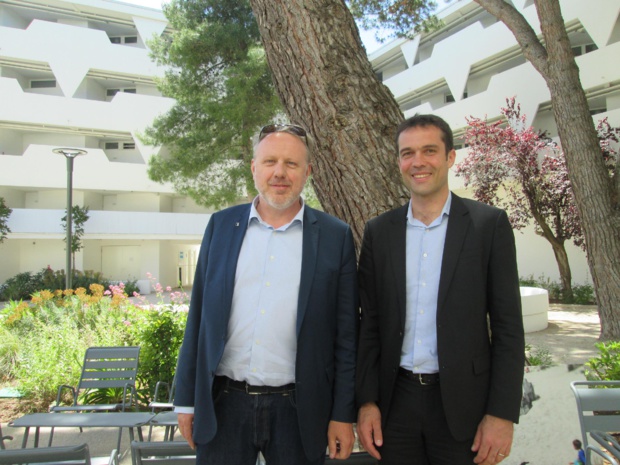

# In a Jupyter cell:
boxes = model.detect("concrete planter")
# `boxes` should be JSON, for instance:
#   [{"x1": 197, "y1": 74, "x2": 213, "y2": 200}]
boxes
[{"x1": 520, "y1": 287, "x2": 549, "y2": 333}]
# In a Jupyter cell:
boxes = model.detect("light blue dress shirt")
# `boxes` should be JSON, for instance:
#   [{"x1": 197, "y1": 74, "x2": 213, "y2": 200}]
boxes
[
  {"x1": 215, "y1": 198, "x2": 304, "y2": 387},
  {"x1": 400, "y1": 193, "x2": 451, "y2": 374}
]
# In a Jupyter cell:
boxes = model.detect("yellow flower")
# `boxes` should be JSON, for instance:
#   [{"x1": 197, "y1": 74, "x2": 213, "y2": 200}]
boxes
[
  {"x1": 90, "y1": 283, "x2": 104, "y2": 296},
  {"x1": 39, "y1": 290, "x2": 54, "y2": 301}
]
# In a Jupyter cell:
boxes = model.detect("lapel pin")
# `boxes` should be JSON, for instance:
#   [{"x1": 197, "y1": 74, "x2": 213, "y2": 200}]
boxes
[{"x1": 235, "y1": 222, "x2": 239, "y2": 227}]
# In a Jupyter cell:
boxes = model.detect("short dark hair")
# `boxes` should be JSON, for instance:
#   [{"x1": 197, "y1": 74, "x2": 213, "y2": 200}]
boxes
[
  {"x1": 573, "y1": 439, "x2": 582, "y2": 449},
  {"x1": 395, "y1": 114, "x2": 454, "y2": 153}
]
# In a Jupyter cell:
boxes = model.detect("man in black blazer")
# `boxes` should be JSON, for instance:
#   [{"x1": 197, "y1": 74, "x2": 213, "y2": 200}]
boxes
[
  {"x1": 356, "y1": 114, "x2": 524, "y2": 465},
  {"x1": 175, "y1": 124, "x2": 358, "y2": 465}
]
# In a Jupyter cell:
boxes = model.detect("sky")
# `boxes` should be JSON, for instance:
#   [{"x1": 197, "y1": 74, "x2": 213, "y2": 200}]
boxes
[{"x1": 118, "y1": 0, "x2": 386, "y2": 53}]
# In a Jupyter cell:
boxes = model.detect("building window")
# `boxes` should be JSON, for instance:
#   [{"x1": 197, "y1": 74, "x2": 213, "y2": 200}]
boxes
[
  {"x1": 445, "y1": 91, "x2": 467, "y2": 103},
  {"x1": 572, "y1": 43, "x2": 598, "y2": 56},
  {"x1": 110, "y1": 36, "x2": 139, "y2": 45},
  {"x1": 30, "y1": 80, "x2": 56, "y2": 88},
  {"x1": 106, "y1": 88, "x2": 137, "y2": 100},
  {"x1": 105, "y1": 142, "x2": 136, "y2": 150},
  {"x1": 590, "y1": 107, "x2": 606, "y2": 116}
]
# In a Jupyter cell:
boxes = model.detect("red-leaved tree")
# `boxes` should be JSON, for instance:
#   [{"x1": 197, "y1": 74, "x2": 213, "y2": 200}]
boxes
[{"x1": 456, "y1": 98, "x2": 619, "y2": 303}]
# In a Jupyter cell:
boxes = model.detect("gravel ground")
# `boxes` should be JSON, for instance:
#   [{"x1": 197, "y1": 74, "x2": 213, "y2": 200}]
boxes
[{"x1": 525, "y1": 303, "x2": 601, "y2": 365}]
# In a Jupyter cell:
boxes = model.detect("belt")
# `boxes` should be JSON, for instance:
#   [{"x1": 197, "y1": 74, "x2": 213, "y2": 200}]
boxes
[
  {"x1": 398, "y1": 367, "x2": 440, "y2": 385},
  {"x1": 217, "y1": 376, "x2": 295, "y2": 395}
]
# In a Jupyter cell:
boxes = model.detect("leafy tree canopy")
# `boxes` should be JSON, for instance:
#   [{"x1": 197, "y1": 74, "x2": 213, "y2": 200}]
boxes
[
  {"x1": 142, "y1": 0, "x2": 283, "y2": 209},
  {"x1": 347, "y1": 0, "x2": 443, "y2": 39},
  {"x1": 0, "y1": 197, "x2": 12, "y2": 244}
]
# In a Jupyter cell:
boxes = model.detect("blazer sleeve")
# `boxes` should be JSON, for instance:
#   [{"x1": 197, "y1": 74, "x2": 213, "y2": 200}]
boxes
[
  {"x1": 330, "y1": 225, "x2": 360, "y2": 423},
  {"x1": 174, "y1": 216, "x2": 215, "y2": 408},
  {"x1": 485, "y1": 209, "x2": 525, "y2": 423},
  {"x1": 355, "y1": 221, "x2": 381, "y2": 406}
]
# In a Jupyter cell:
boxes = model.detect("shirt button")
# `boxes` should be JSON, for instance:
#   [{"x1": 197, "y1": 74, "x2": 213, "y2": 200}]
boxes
[
  {"x1": 423, "y1": 252, "x2": 428, "y2": 258},
  {"x1": 261, "y1": 309, "x2": 266, "y2": 315},
  {"x1": 255, "y1": 340, "x2": 261, "y2": 345},
  {"x1": 265, "y1": 282, "x2": 270, "y2": 287},
  {"x1": 417, "y1": 339, "x2": 422, "y2": 344},
  {"x1": 270, "y1": 255, "x2": 275, "y2": 261},
  {"x1": 421, "y1": 282, "x2": 427, "y2": 287},
  {"x1": 420, "y1": 309, "x2": 424, "y2": 314}
]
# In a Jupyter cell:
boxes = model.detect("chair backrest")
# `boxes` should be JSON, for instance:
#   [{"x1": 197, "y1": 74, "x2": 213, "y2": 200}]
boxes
[
  {"x1": 0, "y1": 425, "x2": 12, "y2": 450},
  {"x1": 591, "y1": 430, "x2": 620, "y2": 460},
  {"x1": 131, "y1": 441, "x2": 195, "y2": 465},
  {"x1": 0, "y1": 443, "x2": 91, "y2": 464},
  {"x1": 77, "y1": 346, "x2": 140, "y2": 393},
  {"x1": 570, "y1": 380, "x2": 620, "y2": 448}
]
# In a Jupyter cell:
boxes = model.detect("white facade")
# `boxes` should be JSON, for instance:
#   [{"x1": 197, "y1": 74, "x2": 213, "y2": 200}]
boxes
[
  {"x1": 369, "y1": 0, "x2": 620, "y2": 285},
  {"x1": 0, "y1": 0, "x2": 211, "y2": 290}
]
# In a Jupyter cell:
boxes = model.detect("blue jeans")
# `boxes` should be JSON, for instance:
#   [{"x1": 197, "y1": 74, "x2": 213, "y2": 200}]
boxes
[{"x1": 196, "y1": 381, "x2": 325, "y2": 465}]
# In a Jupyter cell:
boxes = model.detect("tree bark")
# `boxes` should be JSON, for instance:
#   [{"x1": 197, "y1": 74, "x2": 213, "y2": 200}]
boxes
[
  {"x1": 250, "y1": 0, "x2": 620, "y2": 339},
  {"x1": 476, "y1": 0, "x2": 620, "y2": 338},
  {"x1": 249, "y1": 0, "x2": 407, "y2": 247}
]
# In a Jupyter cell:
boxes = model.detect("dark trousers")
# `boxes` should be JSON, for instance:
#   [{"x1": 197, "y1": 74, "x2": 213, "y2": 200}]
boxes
[
  {"x1": 380, "y1": 373, "x2": 475, "y2": 465},
  {"x1": 196, "y1": 381, "x2": 325, "y2": 465}
]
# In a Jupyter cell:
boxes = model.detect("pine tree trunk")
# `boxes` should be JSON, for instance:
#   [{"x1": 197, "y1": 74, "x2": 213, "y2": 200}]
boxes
[
  {"x1": 534, "y1": 0, "x2": 620, "y2": 338},
  {"x1": 249, "y1": 0, "x2": 408, "y2": 247},
  {"x1": 549, "y1": 240, "x2": 573, "y2": 304}
]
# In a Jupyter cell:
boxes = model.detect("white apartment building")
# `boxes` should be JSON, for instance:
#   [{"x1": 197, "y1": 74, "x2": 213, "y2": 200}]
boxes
[
  {"x1": 0, "y1": 0, "x2": 211, "y2": 291},
  {"x1": 369, "y1": 0, "x2": 620, "y2": 285},
  {"x1": 2, "y1": 0, "x2": 617, "y2": 290}
]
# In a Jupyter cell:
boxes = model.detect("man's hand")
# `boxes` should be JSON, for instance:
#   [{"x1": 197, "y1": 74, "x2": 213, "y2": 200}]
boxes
[
  {"x1": 357, "y1": 402, "x2": 383, "y2": 460},
  {"x1": 327, "y1": 421, "x2": 354, "y2": 460},
  {"x1": 177, "y1": 413, "x2": 196, "y2": 450},
  {"x1": 471, "y1": 414, "x2": 514, "y2": 465}
]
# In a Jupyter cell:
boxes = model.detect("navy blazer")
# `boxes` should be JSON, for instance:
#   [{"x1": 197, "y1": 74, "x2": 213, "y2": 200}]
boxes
[
  {"x1": 356, "y1": 194, "x2": 525, "y2": 441},
  {"x1": 175, "y1": 203, "x2": 358, "y2": 460}
]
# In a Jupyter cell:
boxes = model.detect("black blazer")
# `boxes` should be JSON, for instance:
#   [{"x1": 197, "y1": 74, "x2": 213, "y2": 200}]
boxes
[
  {"x1": 356, "y1": 194, "x2": 524, "y2": 441},
  {"x1": 175, "y1": 203, "x2": 359, "y2": 461}
]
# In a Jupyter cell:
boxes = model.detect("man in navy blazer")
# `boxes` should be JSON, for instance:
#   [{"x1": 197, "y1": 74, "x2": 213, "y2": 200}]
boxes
[
  {"x1": 174, "y1": 124, "x2": 358, "y2": 465},
  {"x1": 356, "y1": 115, "x2": 524, "y2": 465}
]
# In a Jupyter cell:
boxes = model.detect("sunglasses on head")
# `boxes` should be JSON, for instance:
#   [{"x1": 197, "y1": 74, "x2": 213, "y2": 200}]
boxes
[{"x1": 259, "y1": 124, "x2": 307, "y2": 141}]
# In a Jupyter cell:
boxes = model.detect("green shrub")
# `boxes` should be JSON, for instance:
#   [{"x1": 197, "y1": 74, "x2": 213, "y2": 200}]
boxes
[
  {"x1": 1, "y1": 280, "x2": 189, "y2": 412},
  {"x1": 132, "y1": 306, "x2": 187, "y2": 404},
  {"x1": 525, "y1": 343, "x2": 554, "y2": 367},
  {"x1": 0, "y1": 324, "x2": 19, "y2": 381},
  {"x1": 0, "y1": 271, "x2": 41, "y2": 301},
  {"x1": 585, "y1": 341, "x2": 620, "y2": 381},
  {"x1": 518, "y1": 274, "x2": 595, "y2": 304},
  {"x1": 0, "y1": 267, "x2": 139, "y2": 301},
  {"x1": 572, "y1": 283, "x2": 596, "y2": 305}
]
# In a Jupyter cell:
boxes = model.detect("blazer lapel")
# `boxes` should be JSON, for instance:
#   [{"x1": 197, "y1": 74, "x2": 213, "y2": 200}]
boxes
[
  {"x1": 389, "y1": 205, "x2": 409, "y2": 330},
  {"x1": 224, "y1": 205, "x2": 250, "y2": 300},
  {"x1": 297, "y1": 207, "x2": 319, "y2": 336},
  {"x1": 437, "y1": 195, "x2": 470, "y2": 312}
]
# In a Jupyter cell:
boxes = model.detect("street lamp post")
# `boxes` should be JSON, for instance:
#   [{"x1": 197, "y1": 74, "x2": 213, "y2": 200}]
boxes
[{"x1": 53, "y1": 148, "x2": 87, "y2": 290}]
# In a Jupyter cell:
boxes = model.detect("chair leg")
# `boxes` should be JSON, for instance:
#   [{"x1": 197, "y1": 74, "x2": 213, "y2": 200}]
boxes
[{"x1": 117, "y1": 427, "x2": 123, "y2": 459}]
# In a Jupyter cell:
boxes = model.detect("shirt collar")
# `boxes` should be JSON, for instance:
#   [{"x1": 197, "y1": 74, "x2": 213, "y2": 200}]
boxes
[
  {"x1": 249, "y1": 196, "x2": 305, "y2": 229},
  {"x1": 407, "y1": 192, "x2": 452, "y2": 227}
]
